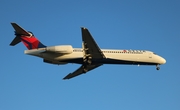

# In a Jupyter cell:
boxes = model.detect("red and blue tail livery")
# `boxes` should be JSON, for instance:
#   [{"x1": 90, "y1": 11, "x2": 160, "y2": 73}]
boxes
[
  {"x1": 20, "y1": 34, "x2": 46, "y2": 49},
  {"x1": 10, "y1": 23, "x2": 46, "y2": 49}
]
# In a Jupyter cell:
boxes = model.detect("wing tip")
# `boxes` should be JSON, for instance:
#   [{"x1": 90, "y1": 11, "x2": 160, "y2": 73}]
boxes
[
  {"x1": 63, "y1": 77, "x2": 69, "y2": 80},
  {"x1": 11, "y1": 22, "x2": 17, "y2": 26},
  {"x1": 63, "y1": 73, "x2": 71, "y2": 80},
  {"x1": 11, "y1": 22, "x2": 16, "y2": 24},
  {"x1": 81, "y1": 27, "x2": 87, "y2": 30}
]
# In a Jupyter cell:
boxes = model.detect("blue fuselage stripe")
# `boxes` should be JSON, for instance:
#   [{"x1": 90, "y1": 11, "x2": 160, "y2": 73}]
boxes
[{"x1": 59, "y1": 58, "x2": 157, "y2": 65}]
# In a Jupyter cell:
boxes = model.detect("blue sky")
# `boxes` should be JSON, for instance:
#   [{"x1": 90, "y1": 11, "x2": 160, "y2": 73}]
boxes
[{"x1": 0, "y1": 0, "x2": 180, "y2": 110}]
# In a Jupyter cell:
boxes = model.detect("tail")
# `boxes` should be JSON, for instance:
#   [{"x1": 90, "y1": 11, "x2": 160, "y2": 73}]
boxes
[{"x1": 10, "y1": 23, "x2": 46, "y2": 49}]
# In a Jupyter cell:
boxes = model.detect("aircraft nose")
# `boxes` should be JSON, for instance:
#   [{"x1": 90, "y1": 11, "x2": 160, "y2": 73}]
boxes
[{"x1": 160, "y1": 57, "x2": 166, "y2": 64}]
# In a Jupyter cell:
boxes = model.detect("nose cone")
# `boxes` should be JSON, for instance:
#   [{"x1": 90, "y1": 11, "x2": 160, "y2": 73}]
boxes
[{"x1": 160, "y1": 57, "x2": 166, "y2": 64}]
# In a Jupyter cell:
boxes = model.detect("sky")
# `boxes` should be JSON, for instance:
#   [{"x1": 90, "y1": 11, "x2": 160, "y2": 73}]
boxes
[{"x1": 0, "y1": 0, "x2": 180, "y2": 110}]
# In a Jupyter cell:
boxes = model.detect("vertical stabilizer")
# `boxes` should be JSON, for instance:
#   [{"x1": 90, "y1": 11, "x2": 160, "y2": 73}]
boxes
[{"x1": 10, "y1": 23, "x2": 46, "y2": 49}]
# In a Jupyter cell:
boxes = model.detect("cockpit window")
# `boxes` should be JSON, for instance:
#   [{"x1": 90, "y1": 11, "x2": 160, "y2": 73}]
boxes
[{"x1": 153, "y1": 53, "x2": 157, "y2": 55}]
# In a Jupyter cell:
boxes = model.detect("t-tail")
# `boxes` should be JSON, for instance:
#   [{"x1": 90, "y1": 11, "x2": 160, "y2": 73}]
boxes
[{"x1": 10, "y1": 23, "x2": 46, "y2": 49}]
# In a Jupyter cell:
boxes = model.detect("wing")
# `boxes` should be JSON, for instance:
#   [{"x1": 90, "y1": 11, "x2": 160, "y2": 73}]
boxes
[
  {"x1": 81, "y1": 27, "x2": 105, "y2": 59},
  {"x1": 63, "y1": 64, "x2": 102, "y2": 80},
  {"x1": 63, "y1": 28, "x2": 105, "y2": 80}
]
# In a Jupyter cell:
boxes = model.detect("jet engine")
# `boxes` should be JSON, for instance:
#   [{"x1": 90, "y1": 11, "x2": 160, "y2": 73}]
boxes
[{"x1": 46, "y1": 45, "x2": 73, "y2": 54}]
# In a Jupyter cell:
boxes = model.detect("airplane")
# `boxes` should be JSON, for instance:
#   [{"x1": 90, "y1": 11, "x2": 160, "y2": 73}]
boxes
[{"x1": 10, "y1": 23, "x2": 166, "y2": 80}]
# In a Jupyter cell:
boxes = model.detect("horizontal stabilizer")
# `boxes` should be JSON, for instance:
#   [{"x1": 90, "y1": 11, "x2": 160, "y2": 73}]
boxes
[
  {"x1": 10, "y1": 36, "x2": 21, "y2": 46},
  {"x1": 11, "y1": 23, "x2": 30, "y2": 36},
  {"x1": 10, "y1": 23, "x2": 30, "y2": 46}
]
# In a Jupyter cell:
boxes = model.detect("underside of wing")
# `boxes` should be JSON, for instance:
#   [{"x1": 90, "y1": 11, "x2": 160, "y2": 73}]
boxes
[
  {"x1": 81, "y1": 27, "x2": 105, "y2": 59},
  {"x1": 63, "y1": 64, "x2": 102, "y2": 80}
]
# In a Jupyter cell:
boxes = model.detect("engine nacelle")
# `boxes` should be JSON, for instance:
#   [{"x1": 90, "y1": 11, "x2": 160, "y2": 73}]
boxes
[{"x1": 46, "y1": 45, "x2": 73, "y2": 54}]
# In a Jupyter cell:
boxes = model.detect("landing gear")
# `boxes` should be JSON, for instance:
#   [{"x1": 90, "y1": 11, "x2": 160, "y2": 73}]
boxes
[
  {"x1": 156, "y1": 67, "x2": 160, "y2": 70},
  {"x1": 156, "y1": 65, "x2": 160, "y2": 70}
]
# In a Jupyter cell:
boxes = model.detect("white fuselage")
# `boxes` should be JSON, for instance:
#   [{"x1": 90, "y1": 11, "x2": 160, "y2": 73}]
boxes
[{"x1": 25, "y1": 47, "x2": 166, "y2": 65}]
